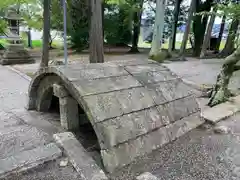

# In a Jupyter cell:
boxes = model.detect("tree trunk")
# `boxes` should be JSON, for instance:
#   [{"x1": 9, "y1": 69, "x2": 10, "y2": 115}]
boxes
[
  {"x1": 179, "y1": 0, "x2": 196, "y2": 57},
  {"x1": 168, "y1": 0, "x2": 181, "y2": 53},
  {"x1": 192, "y1": 0, "x2": 213, "y2": 56},
  {"x1": 208, "y1": 46, "x2": 240, "y2": 107},
  {"x1": 200, "y1": 6, "x2": 217, "y2": 58},
  {"x1": 221, "y1": 19, "x2": 239, "y2": 56},
  {"x1": 214, "y1": 15, "x2": 226, "y2": 53},
  {"x1": 90, "y1": 0, "x2": 104, "y2": 63},
  {"x1": 149, "y1": 0, "x2": 167, "y2": 59},
  {"x1": 40, "y1": 0, "x2": 51, "y2": 68},
  {"x1": 27, "y1": 28, "x2": 33, "y2": 49},
  {"x1": 130, "y1": 0, "x2": 144, "y2": 53}
]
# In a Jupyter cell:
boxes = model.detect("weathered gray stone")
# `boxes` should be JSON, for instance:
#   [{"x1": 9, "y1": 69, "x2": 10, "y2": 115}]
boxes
[
  {"x1": 124, "y1": 64, "x2": 167, "y2": 74},
  {"x1": 166, "y1": 112, "x2": 203, "y2": 141},
  {"x1": 0, "y1": 125, "x2": 48, "y2": 159},
  {"x1": 53, "y1": 132, "x2": 108, "y2": 180},
  {"x1": 0, "y1": 143, "x2": 62, "y2": 178},
  {"x1": 136, "y1": 172, "x2": 158, "y2": 180},
  {"x1": 165, "y1": 96, "x2": 200, "y2": 122},
  {"x1": 133, "y1": 70, "x2": 177, "y2": 85},
  {"x1": 157, "y1": 80, "x2": 194, "y2": 101},
  {"x1": 116, "y1": 87, "x2": 155, "y2": 114},
  {"x1": 96, "y1": 107, "x2": 170, "y2": 148},
  {"x1": 83, "y1": 92, "x2": 124, "y2": 123},
  {"x1": 201, "y1": 95, "x2": 240, "y2": 124},
  {"x1": 28, "y1": 61, "x2": 202, "y2": 173},
  {"x1": 214, "y1": 126, "x2": 230, "y2": 134},
  {"x1": 0, "y1": 44, "x2": 35, "y2": 65},
  {"x1": 58, "y1": 66, "x2": 128, "y2": 81},
  {"x1": 0, "y1": 111, "x2": 21, "y2": 128},
  {"x1": 101, "y1": 126, "x2": 169, "y2": 173},
  {"x1": 53, "y1": 84, "x2": 69, "y2": 98},
  {"x1": 59, "y1": 97, "x2": 79, "y2": 130},
  {"x1": 74, "y1": 75, "x2": 142, "y2": 96}
]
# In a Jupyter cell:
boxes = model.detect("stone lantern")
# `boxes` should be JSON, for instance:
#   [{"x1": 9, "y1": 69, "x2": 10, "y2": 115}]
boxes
[{"x1": 0, "y1": 7, "x2": 35, "y2": 65}]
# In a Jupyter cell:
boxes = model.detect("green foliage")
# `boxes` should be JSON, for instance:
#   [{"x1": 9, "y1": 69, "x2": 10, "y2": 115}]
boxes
[
  {"x1": 217, "y1": 3, "x2": 240, "y2": 19},
  {"x1": 104, "y1": 4, "x2": 132, "y2": 45},
  {"x1": 149, "y1": 50, "x2": 171, "y2": 63},
  {"x1": 68, "y1": 0, "x2": 89, "y2": 51}
]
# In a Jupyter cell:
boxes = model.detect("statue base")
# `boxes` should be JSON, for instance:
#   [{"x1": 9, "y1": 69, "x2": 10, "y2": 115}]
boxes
[{"x1": 0, "y1": 44, "x2": 35, "y2": 65}]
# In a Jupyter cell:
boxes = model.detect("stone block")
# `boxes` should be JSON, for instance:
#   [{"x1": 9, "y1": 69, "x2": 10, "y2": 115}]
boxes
[
  {"x1": 58, "y1": 66, "x2": 128, "y2": 81},
  {"x1": 53, "y1": 84, "x2": 69, "y2": 98},
  {"x1": 136, "y1": 172, "x2": 158, "y2": 180},
  {"x1": 74, "y1": 75, "x2": 142, "y2": 96},
  {"x1": 59, "y1": 97, "x2": 79, "y2": 130},
  {"x1": 202, "y1": 95, "x2": 240, "y2": 124},
  {"x1": 53, "y1": 132, "x2": 108, "y2": 180},
  {"x1": 83, "y1": 92, "x2": 124, "y2": 123},
  {"x1": 166, "y1": 112, "x2": 204, "y2": 141},
  {"x1": 0, "y1": 143, "x2": 62, "y2": 178},
  {"x1": 0, "y1": 44, "x2": 35, "y2": 65},
  {"x1": 115, "y1": 87, "x2": 155, "y2": 114},
  {"x1": 101, "y1": 126, "x2": 169, "y2": 173},
  {"x1": 0, "y1": 125, "x2": 49, "y2": 159},
  {"x1": 165, "y1": 96, "x2": 200, "y2": 122},
  {"x1": 124, "y1": 64, "x2": 167, "y2": 74},
  {"x1": 149, "y1": 80, "x2": 194, "y2": 103},
  {"x1": 96, "y1": 107, "x2": 170, "y2": 148},
  {"x1": 133, "y1": 70, "x2": 177, "y2": 85}
]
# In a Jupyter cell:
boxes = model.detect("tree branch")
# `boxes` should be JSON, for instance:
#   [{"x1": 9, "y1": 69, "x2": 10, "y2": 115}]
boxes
[{"x1": 234, "y1": 65, "x2": 240, "y2": 71}]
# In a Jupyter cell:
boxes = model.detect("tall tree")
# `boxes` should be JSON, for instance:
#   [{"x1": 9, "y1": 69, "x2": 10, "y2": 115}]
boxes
[
  {"x1": 179, "y1": 0, "x2": 196, "y2": 58},
  {"x1": 89, "y1": 0, "x2": 104, "y2": 63},
  {"x1": 221, "y1": 19, "x2": 239, "y2": 56},
  {"x1": 168, "y1": 0, "x2": 182, "y2": 53},
  {"x1": 208, "y1": 3, "x2": 240, "y2": 106},
  {"x1": 149, "y1": 0, "x2": 167, "y2": 60},
  {"x1": 192, "y1": 0, "x2": 214, "y2": 56},
  {"x1": 40, "y1": 0, "x2": 51, "y2": 68},
  {"x1": 129, "y1": 0, "x2": 144, "y2": 53},
  {"x1": 200, "y1": 5, "x2": 217, "y2": 58}
]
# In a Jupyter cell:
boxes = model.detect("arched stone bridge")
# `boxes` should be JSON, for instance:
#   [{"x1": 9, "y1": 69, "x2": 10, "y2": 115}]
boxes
[{"x1": 27, "y1": 60, "x2": 204, "y2": 173}]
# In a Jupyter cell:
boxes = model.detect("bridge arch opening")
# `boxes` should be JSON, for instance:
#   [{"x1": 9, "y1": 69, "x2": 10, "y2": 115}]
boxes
[{"x1": 33, "y1": 75, "x2": 102, "y2": 165}]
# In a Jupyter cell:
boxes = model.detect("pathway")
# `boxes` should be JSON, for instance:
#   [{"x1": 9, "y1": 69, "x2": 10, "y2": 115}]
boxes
[
  {"x1": 0, "y1": 65, "x2": 81, "y2": 179},
  {"x1": 164, "y1": 58, "x2": 240, "y2": 92}
]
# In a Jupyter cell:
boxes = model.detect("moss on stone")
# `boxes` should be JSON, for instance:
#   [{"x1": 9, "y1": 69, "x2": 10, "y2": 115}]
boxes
[{"x1": 148, "y1": 51, "x2": 172, "y2": 63}]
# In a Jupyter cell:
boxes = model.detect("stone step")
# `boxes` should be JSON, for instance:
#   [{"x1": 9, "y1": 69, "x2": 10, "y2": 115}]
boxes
[
  {"x1": 0, "y1": 143, "x2": 62, "y2": 178},
  {"x1": 0, "y1": 125, "x2": 49, "y2": 159},
  {"x1": 202, "y1": 95, "x2": 240, "y2": 124},
  {"x1": 54, "y1": 132, "x2": 107, "y2": 180}
]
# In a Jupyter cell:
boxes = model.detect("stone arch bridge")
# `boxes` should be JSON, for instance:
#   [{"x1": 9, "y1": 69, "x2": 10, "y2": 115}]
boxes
[{"x1": 27, "y1": 60, "x2": 203, "y2": 173}]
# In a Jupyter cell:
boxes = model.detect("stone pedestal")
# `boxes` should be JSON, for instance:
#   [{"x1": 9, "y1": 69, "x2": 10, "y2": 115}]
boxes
[
  {"x1": 0, "y1": 44, "x2": 35, "y2": 65},
  {"x1": 59, "y1": 97, "x2": 79, "y2": 130},
  {"x1": 53, "y1": 84, "x2": 79, "y2": 131}
]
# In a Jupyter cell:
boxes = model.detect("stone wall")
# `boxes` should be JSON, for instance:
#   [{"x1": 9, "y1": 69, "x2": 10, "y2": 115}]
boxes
[{"x1": 27, "y1": 60, "x2": 204, "y2": 173}]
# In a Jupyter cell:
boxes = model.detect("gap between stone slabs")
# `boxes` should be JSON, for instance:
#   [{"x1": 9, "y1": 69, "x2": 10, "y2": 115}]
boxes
[
  {"x1": 53, "y1": 132, "x2": 108, "y2": 180},
  {"x1": 201, "y1": 95, "x2": 240, "y2": 124}
]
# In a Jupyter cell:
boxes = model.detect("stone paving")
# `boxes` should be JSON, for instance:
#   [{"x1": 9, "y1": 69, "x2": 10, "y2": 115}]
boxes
[
  {"x1": 163, "y1": 58, "x2": 240, "y2": 92},
  {"x1": 0, "y1": 65, "x2": 82, "y2": 179}
]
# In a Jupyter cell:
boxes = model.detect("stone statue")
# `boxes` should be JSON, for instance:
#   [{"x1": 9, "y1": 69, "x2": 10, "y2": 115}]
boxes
[{"x1": 0, "y1": 7, "x2": 35, "y2": 65}]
